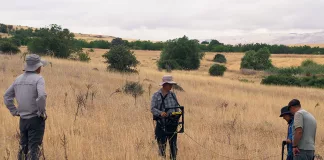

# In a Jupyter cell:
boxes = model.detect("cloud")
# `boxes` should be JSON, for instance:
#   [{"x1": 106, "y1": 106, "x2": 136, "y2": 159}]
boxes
[{"x1": 0, "y1": 0, "x2": 323, "y2": 41}]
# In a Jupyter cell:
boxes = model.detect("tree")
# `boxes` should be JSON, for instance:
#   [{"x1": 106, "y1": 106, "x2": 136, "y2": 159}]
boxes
[
  {"x1": 201, "y1": 41, "x2": 209, "y2": 44},
  {"x1": 240, "y1": 47, "x2": 273, "y2": 70},
  {"x1": 213, "y1": 54, "x2": 227, "y2": 63},
  {"x1": 102, "y1": 45, "x2": 139, "y2": 72},
  {"x1": 111, "y1": 38, "x2": 124, "y2": 46},
  {"x1": 0, "y1": 41, "x2": 20, "y2": 54},
  {"x1": 0, "y1": 24, "x2": 8, "y2": 33},
  {"x1": 209, "y1": 64, "x2": 227, "y2": 76},
  {"x1": 158, "y1": 36, "x2": 201, "y2": 70},
  {"x1": 208, "y1": 39, "x2": 223, "y2": 51},
  {"x1": 28, "y1": 24, "x2": 80, "y2": 58},
  {"x1": 89, "y1": 40, "x2": 111, "y2": 49}
]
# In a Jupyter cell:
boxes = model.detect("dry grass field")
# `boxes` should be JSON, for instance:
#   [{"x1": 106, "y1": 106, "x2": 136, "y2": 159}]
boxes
[
  {"x1": 74, "y1": 33, "x2": 137, "y2": 42},
  {"x1": 0, "y1": 48, "x2": 324, "y2": 160}
]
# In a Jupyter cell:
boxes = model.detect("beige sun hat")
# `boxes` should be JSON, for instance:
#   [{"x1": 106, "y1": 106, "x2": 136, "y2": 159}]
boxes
[
  {"x1": 24, "y1": 54, "x2": 48, "y2": 71},
  {"x1": 159, "y1": 75, "x2": 177, "y2": 86}
]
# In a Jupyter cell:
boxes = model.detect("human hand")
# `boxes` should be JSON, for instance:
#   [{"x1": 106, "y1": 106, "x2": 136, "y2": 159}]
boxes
[
  {"x1": 40, "y1": 113, "x2": 47, "y2": 121},
  {"x1": 293, "y1": 147, "x2": 300, "y2": 156},
  {"x1": 160, "y1": 112, "x2": 167, "y2": 117},
  {"x1": 286, "y1": 139, "x2": 292, "y2": 144}
]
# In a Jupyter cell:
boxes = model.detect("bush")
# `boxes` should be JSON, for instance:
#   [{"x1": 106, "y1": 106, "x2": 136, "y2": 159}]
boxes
[
  {"x1": 261, "y1": 75, "x2": 300, "y2": 86},
  {"x1": 241, "y1": 47, "x2": 273, "y2": 70},
  {"x1": 266, "y1": 60, "x2": 324, "y2": 76},
  {"x1": 79, "y1": 52, "x2": 91, "y2": 62},
  {"x1": 111, "y1": 38, "x2": 124, "y2": 46},
  {"x1": 0, "y1": 41, "x2": 20, "y2": 54},
  {"x1": 213, "y1": 54, "x2": 227, "y2": 63},
  {"x1": 158, "y1": 36, "x2": 201, "y2": 70},
  {"x1": 102, "y1": 45, "x2": 139, "y2": 72},
  {"x1": 266, "y1": 67, "x2": 302, "y2": 75},
  {"x1": 90, "y1": 40, "x2": 111, "y2": 49},
  {"x1": 209, "y1": 64, "x2": 227, "y2": 76},
  {"x1": 0, "y1": 24, "x2": 8, "y2": 33},
  {"x1": 123, "y1": 81, "x2": 144, "y2": 104},
  {"x1": 301, "y1": 59, "x2": 317, "y2": 67},
  {"x1": 123, "y1": 81, "x2": 144, "y2": 97},
  {"x1": 89, "y1": 48, "x2": 94, "y2": 52},
  {"x1": 261, "y1": 75, "x2": 324, "y2": 88}
]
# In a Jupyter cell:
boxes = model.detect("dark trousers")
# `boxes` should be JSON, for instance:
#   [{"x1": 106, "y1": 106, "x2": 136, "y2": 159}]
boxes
[
  {"x1": 294, "y1": 150, "x2": 315, "y2": 160},
  {"x1": 18, "y1": 117, "x2": 45, "y2": 160},
  {"x1": 287, "y1": 155, "x2": 293, "y2": 160},
  {"x1": 155, "y1": 122, "x2": 178, "y2": 160}
]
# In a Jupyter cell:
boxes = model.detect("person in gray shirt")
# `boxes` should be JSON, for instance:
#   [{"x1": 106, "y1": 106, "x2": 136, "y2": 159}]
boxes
[
  {"x1": 3, "y1": 54, "x2": 47, "y2": 160},
  {"x1": 288, "y1": 99, "x2": 317, "y2": 160},
  {"x1": 151, "y1": 75, "x2": 180, "y2": 160}
]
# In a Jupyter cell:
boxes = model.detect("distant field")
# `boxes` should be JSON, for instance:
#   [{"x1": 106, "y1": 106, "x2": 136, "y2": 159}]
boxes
[
  {"x1": 0, "y1": 48, "x2": 323, "y2": 160},
  {"x1": 0, "y1": 33, "x2": 10, "y2": 38}
]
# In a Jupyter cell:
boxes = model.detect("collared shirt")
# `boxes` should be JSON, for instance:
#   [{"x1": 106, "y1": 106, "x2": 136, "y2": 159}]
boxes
[
  {"x1": 287, "y1": 118, "x2": 294, "y2": 156},
  {"x1": 3, "y1": 72, "x2": 47, "y2": 119},
  {"x1": 151, "y1": 89, "x2": 179, "y2": 117}
]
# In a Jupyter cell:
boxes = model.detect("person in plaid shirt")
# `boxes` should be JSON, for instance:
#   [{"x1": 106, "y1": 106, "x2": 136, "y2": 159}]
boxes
[{"x1": 151, "y1": 75, "x2": 180, "y2": 160}]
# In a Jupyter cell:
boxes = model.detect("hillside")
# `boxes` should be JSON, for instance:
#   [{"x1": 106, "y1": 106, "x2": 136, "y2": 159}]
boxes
[{"x1": 211, "y1": 32, "x2": 324, "y2": 46}]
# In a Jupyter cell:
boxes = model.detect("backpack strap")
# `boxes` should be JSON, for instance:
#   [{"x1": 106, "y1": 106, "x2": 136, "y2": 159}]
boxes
[{"x1": 170, "y1": 92, "x2": 180, "y2": 106}]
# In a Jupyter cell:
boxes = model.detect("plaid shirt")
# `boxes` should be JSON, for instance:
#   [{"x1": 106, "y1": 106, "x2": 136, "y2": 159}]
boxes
[{"x1": 151, "y1": 89, "x2": 179, "y2": 117}]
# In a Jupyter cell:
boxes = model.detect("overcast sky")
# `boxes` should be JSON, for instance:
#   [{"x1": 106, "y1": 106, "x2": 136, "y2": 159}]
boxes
[{"x1": 1, "y1": 0, "x2": 323, "y2": 41}]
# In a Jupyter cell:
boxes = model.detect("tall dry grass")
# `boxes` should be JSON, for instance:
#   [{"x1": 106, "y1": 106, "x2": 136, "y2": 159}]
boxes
[{"x1": 0, "y1": 50, "x2": 323, "y2": 160}]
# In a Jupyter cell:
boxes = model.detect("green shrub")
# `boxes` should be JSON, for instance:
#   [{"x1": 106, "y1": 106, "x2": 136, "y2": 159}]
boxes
[
  {"x1": 89, "y1": 48, "x2": 94, "y2": 52},
  {"x1": 111, "y1": 38, "x2": 124, "y2": 46},
  {"x1": 102, "y1": 45, "x2": 139, "y2": 72},
  {"x1": 158, "y1": 36, "x2": 201, "y2": 70},
  {"x1": 241, "y1": 47, "x2": 273, "y2": 70},
  {"x1": 213, "y1": 54, "x2": 227, "y2": 63},
  {"x1": 266, "y1": 67, "x2": 302, "y2": 75},
  {"x1": 267, "y1": 59, "x2": 324, "y2": 76},
  {"x1": 261, "y1": 75, "x2": 300, "y2": 86},
  {"x1": 79, "y1": 52, "x2": 91, "y2": 62},
  {"x1": 0, "y1": 41, "x2": 20, "y2": 54},
  {"x1": 209, "y1": 64, "x2": 227, "y2": 76},
  {"x1": 123, "y1": 81, "x2": 144, "y2": 104},
  {"x1": 261, "y1": 75, "x2": 324, "y2": 88},
  {"x1": 301, "y1": 59, "x2": 318, "y2": 67}
]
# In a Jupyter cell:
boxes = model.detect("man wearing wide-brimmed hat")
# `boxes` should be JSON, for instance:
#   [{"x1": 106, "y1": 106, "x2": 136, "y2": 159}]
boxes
[
  {"x1": 3, "y1": 54, "x2": 48, "y2": 160},
  {"x1": 279, "y1": 106, "x2": 294, "y2": 160},
  {"x1": 151, "y1": 75, "x2": 180, "y2": 160}
]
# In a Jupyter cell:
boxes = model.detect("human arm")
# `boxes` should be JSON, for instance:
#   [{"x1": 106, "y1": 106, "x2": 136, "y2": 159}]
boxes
[
  {"x1": 3, "y1": 84, "x2": 19, "y2": 116},
  {"x1": 36, "y1": 77, "x2": 47, "y2": 119},
  {"x1": 151, "y1": 94, "x2": 164, "y2": 117},
  {"x1": 293, "y1": 112, "x2": 303, "y2": 155}
]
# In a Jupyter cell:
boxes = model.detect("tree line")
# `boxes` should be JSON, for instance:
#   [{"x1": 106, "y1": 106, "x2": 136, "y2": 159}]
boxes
[{"x1": 1, "y1": 23, "x2": 324, "y2": 55}]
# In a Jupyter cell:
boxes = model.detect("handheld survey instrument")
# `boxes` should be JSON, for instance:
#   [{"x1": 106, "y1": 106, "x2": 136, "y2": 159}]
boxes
[{"x1": 159, "y1": 106, "x2": 184, "y2": 134}]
